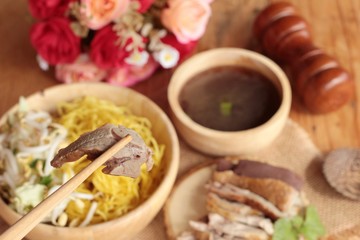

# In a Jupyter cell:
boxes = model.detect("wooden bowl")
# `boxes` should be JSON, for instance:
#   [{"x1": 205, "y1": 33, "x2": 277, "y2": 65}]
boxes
[
  {"x1": 0, "y1": 83, "x2": 180, "y2": 240},
  {"x1": 168, "y1": 48, "x2": 291, "y2": 156}
]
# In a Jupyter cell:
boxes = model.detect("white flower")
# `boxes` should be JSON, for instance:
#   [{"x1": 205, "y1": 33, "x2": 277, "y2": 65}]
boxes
[
  {"x1": 125, "y1": 50, "x2": 149, "y2": 67},
  {"x1": 36, "y1": 54, "x2": 49, "y2": 71},
  {"x1": 153, "y1": 46, "x2": 180, "y2": 69}
]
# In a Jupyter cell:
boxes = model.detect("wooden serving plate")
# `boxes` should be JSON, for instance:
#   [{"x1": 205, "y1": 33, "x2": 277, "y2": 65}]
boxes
[
  {"x1": 163, "y1": 153, "x2": 360, "y2": 240},
  {"x1": 164, "y1": 161, "x2": 215, "y2": 239}
]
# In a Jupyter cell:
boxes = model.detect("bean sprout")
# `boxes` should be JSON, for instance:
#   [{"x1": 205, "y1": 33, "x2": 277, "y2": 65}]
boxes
[{"x1": 0, "y1": 101, "x2": 67, "y2": 220}]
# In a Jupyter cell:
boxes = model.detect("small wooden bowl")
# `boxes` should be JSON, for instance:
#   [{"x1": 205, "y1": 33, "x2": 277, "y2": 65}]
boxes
[
  {"x1": 0, "y1": 83, "x2": 180, "y2": 240},
  {"x1": 168, "y1": 48, "x2": 291, "y2": 156}
]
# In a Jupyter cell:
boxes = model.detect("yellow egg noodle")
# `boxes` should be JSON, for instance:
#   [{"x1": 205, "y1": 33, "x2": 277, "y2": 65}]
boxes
[
  {"x1": 0, "y1": 96, "x2": 165, "y2": 226},
  {"x1": 56, "y1": 96, "x2": 165, "y2": 225}
]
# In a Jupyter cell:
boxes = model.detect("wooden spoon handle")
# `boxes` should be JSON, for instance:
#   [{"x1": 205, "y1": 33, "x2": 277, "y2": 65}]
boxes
[{"x1": 0, "y1": 135, "x2": 132, "y2": 240}]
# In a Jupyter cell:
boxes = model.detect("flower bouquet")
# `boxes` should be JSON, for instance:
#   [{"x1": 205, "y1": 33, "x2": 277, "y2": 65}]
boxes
[{"x1": 28, "y1": 0, "x2": 213, "y2": 86}]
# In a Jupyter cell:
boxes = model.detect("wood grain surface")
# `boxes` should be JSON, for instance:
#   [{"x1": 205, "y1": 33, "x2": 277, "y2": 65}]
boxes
[
  {"x1": 0, "y1": 0, "x2": 359, "y2": 238},
  {"x1": 2, "y1": 0, "x2": 359, "y2": 153}
]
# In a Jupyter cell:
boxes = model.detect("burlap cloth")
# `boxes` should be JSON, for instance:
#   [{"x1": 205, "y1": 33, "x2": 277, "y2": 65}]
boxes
[{"x1": 135, "y1": 119, "x2": 360, "y2": 240}]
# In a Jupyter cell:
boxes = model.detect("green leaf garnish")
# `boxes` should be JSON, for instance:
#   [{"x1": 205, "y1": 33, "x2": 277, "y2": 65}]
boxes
[
  {"x1": 39, "y1": 175, "x2": 52, "y2": 186},
  {"x1": 273, "y1": 218, "x2": 298, "y2": 240},
  {"x1": 299, "y1": 206, "x2": 326, "y2": 240},
  {"x1": 291, "y1": 215, "x2": 304, "y2": 230},
  {"x1": 220, "y1": 101, "x2": 232, "y2": 116},
  {"x1": 13, "y1": 148, "x2": 19, "y2": 155},
  {"x1": 273, "y1": 206, "x2": 326, "y2": 240},
  {"x1": 29, "y1": 159, "x2": 40, "y2": 169}
]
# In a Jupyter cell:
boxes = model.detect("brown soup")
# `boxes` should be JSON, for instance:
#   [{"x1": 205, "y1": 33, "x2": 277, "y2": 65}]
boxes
[{"x1": 179, "y1": 66, "x2": 281, "y2": 131}]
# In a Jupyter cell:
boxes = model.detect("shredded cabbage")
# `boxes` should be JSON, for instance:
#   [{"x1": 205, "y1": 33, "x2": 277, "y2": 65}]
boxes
[{"x1": 0, "y1": 96, "x2": 165, "y2": 227}]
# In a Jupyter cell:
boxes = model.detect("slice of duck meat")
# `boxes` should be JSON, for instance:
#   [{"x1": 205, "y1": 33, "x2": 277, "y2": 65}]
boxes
[
  {"x1": 206, "y1": 193, "x2": 273, "y2": 235},
  {"x1": 206, "y1": 193, "x2": 274, "y2": 235},
  {"x1": 189, "y1": 213, "x2": 270, "y2": 240},
  {"x1": 51, "y1": 123, "x2": 153, "y2": 178},
  {"x1": 208, "y1": 213, "x2": 270, "y2": 240},
  {"x1": 207, "y1": 192, "x2": 264, "y2": 217},
  {"x1": 216, "y1": 158, "x2": 304, "y2": 191},
  {"x1": 212, "y1": 170, "x2": 305, "y2": 216},
  {"x1": 207, "y1": 181, "x2": 287, "y2": 220}
]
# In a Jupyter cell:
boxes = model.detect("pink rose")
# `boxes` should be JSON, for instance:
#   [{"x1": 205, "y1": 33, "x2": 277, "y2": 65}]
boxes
[
  {"x1": 30, "y1": 17, "x2": 81, "y2": 65},
  {"x1": 107, "y1": 57, "x2": 159, "y2": 86},
  {"x1": 106, "y1": 67, "x2": 128, "y2": 86},
  {"x1": 161, "y1": 0, "x2": 211, "y2": 44},
  {"x1": 80, "y1": 0, "x2": 130, "y2": 30},
  {"x1": 28, "y1": 0, "x2": 74, "y2": 20},
  {"x1": 133, "y1": 0, "x2": 154, "y2": 13},
  {"x1": 90, "y1": 25, "x2": 130, "y2": 69},
  {"x1": 55, "y1": 54, "x2": 107, "y2": 83}
]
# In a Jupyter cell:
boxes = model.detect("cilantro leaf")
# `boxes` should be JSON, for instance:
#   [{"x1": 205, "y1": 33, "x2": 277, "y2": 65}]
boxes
[
  {"x1": 291, "y1": 215, "x2": 304, "y2": 230},
  {"x1": 273, "y1": 206, "x2": 326, "y2": 240},
  {"x1": 273, "y1": 218, "x2": 298, "y2": 240},
  {"x1": 299, "y1": 205, "x2": 326, "y2": 240},
  {"x1": 39, "y1": 175, "x2": 52, "y2": 186},
  {"x1": 29, "y1": 159, "x2": 39, "y2": 168}
]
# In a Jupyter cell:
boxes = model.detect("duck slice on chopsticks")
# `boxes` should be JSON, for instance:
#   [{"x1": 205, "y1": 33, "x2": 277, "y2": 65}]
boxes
[{"x1": 51, "y1": 123, "x2": 153, "y2": 178}]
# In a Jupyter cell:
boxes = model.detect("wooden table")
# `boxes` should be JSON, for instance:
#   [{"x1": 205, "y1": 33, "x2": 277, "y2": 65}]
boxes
[
  {"x1": 0, "y1": 0, "x2": 359, "y2": 238},
  {"x1": 1, "y1": 0, "x2": 359, "y2": 153}
]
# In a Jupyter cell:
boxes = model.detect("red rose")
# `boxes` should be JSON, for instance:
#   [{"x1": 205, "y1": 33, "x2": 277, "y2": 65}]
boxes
[
  {"x1": 30, "y1": 18, "x2": 81, "y2": 65},
  {"x1": 134, "y1": 0, "x2": 154, "y2": 13},
  {"x1": 28, "y1": 0, "x2": 74, "y2": 20},
  {"x1": 161, "y1": 34, "x2": 197, "y2": 62},
  {"x1": 90, "y1": 25, "x2": 131, "y2": 69}
]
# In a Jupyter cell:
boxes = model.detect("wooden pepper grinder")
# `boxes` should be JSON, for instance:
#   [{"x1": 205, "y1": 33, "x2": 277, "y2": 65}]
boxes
[{"x1": 253, "y1": 2, "x2": 354, "y2": 114}]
